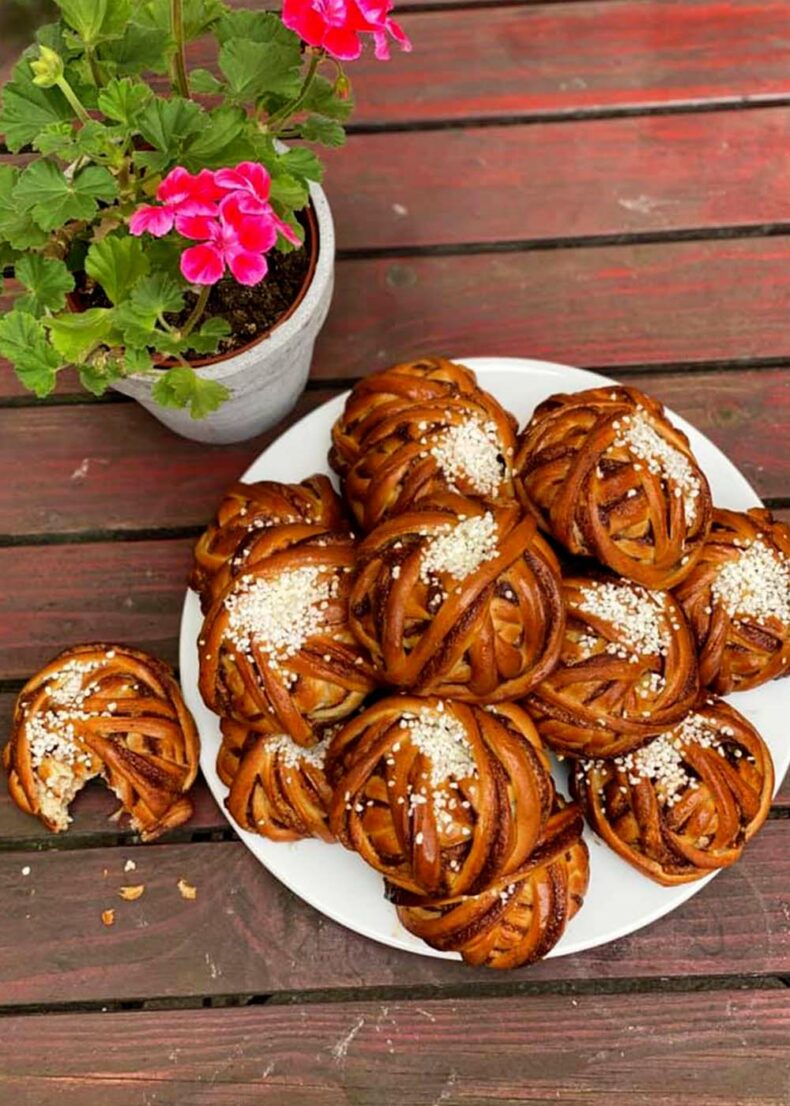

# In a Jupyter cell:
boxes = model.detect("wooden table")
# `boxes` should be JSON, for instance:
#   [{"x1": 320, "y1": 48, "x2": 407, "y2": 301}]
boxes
[{"x1": 2, "y1": 2, "x2": 790, "y2": 1102}]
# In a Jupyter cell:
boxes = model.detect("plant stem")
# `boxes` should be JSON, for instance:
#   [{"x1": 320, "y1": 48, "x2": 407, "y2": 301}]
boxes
[
  {"x1": 56, "y1": 76, "x2": 91, "y2": 125},
  {"x1": 171, "y1": 0, "x2": 190, "y2": 99},
  {"x1": 85, "y1": 47, "x2": 103, "y2": 88},
  {"x1": 181, "y1": 285, "x2": 211, "y2": 339},
  {"x1": 267, "y1": 51, "x2": 323, "y2": 133}
]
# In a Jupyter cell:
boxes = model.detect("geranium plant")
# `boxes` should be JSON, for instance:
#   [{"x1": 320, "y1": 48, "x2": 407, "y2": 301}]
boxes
[{"x1": 0, "y1": 0, "x2": 410, "y2": 417}]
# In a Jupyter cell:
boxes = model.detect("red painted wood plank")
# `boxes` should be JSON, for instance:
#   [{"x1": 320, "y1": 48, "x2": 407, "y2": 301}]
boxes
[
  {"x1": 0, "y1": 539, "x2": 192, "y2": 680},
  {"x1": 310, "y1": 239, "x2": 790, "y2": 376},
  {"x1": 0, "y1": 369, "x2": 788, "y2": 537},
  {"x1": 0, "y1": 826, "x2": 789, "y2": 1005},
  {"x1": 0, "y1": 391, "x2": 335, "y2": 537},
  {"x1": 326, "y1": 107, "x2": 790, "y2": 250},
  {"x1": 7, "y1": 239, "x2": 790, "y2": 400},
  {"x1": 2, "y1": 996, "x2": 790, "y2": 1106},
  {"x1": 345, "y1": 1, "x2": 790, "y2": 126}
]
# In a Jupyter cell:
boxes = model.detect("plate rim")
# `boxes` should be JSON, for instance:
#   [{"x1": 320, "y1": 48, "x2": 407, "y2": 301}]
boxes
[{"x1": 179, "y1": 355, "x2": 786, "y2": 963}]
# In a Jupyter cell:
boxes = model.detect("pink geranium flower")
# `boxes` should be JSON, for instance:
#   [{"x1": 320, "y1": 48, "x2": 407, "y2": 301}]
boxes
[
  {"x1": 215, "y1": 162, "x2": 302, "y2": 247},
  {"x1": 178, "y1": 197, "x2": 282, "y2": 286},
  {"x1": 282, "y1": 0, "x2": 411, "y2": 61},
  {"x1": 129, "y1": 167, "x2": 220, "y2": 238}
]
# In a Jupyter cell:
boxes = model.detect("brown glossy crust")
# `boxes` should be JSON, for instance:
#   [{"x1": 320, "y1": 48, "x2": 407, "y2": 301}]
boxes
[
  {"x1": 329, "y1": 357, "x2": 518, "y2": 531},
  {"x1": 221, "y1": 721, "x2": 334, "y2": 843},
  {"x1": 5, "y1": 644, "x2": 199, "y2": 841},
  {"x1": 394, "y1": 800, "x2": 589, "y2": 969},
  {"x1": 349, "y1": 494, "x2": 565, "y2": 701},
  {"x1": 190, "y1": 475, "x2": 349, "y2": 611},
  {"x1": 571, "y1": 698, "x2": 774, "y2": 886},
  {"x1": 198, "y1": 541, "x2": 378, "y2": 747},
  {"x1": 675, "y1": 507, "x2": 790, "y2": 694},
  {"x1": 527, "y1": 575, "x2": 698, "y2": 758},
  {"x1": 327, "y1": 696, "x2": 554, "y2": 898},
  {"x1": 515, "y1": 385, "x2": 712, "y2": 589}
]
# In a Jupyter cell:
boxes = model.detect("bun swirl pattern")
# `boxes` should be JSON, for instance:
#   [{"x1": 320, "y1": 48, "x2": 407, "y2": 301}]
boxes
[
  {"x1": 328, "y1": 697, "x2": 554, "y2": 898},
  {"x1": 571, "y1": 699, "x2": 773, "y2": 885},
  {"x1": 515, "y1": 386, "x2": 712, "y2": 589},
  {"x1": 222, "y1": 722, "x2": 335, "y2": 843},
  {"x1": 675, "y1": 508, "x2": 790, "y2": 694},
  {"x1": 527, "y1": 576, "x2": 698, "y2": 758},
  {"x1": 329, "y1": 357, "x2": 518, "y2": 531},
  {"x1": 198, "y1": 541, "x2": 377, "y2": 746},
  {"x1": 393, "y1": 800, "x2": 589, "y2": 969},
  {"x1": 190, "y1": 475, "x2": 348, "y2": 610},
  {"x1": 5, "y1": 644, "x2": 199, "y2": 841},
  {"x1": 349, "y1": 496, "x2": 564, "y2": 701}
]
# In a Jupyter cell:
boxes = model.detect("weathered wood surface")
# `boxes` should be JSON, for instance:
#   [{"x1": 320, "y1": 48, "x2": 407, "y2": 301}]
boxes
[
  {"x1": 1, "y1": 824, "x2": 789, "y2": 1005},
  {"x1": 3, "y1": 989, "x2": 790, "y2": 1105},
  {"x1": 328, "y1": 107, "x2": 790, "y2": 251},
  {"x1": 212, "y1": 2, "x2": 790, "y2": 128},
  {"x1": 0, "y1": 368, "x2": 786, "y2": 536},
  {"x1": 9, "y1": 235, "x2": 790, "y2": 399},
  {"x1": 0, "y1": 539, "x2": 192, "y2": 678}
]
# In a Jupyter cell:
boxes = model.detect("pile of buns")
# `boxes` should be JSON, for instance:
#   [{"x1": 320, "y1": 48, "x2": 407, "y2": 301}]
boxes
[{"x1": 193, "y1": 357, "x2": 789, "y2": 969}]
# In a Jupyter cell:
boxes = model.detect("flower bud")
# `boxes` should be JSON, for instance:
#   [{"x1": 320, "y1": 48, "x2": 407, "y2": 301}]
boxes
[
  {"x1": 30, "y1": 45, "x2": 65, "y2": 89},
  {"x1": 333, "y1": 72, "x2": 351, "y2": 100}
]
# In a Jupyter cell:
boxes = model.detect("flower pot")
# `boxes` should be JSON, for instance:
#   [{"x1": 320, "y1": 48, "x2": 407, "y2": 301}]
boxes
[{"x1": 111, "y1": 180, "x2": 335, "y2": 445}]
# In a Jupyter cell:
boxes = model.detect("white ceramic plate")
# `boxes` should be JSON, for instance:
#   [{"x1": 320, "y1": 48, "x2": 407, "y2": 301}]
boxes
[{"x1": 180, "y1": 356, "x2": 790, "y2": 961}]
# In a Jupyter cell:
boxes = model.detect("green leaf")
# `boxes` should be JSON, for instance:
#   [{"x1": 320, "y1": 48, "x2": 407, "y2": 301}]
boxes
[
  {"x1": 303, "y1": 75, "x2": 354, "y2": 123},
  {"x1": 182, "y1": 106, "x2": 251, "y2": 170},
  {"x1": 269, "y1": 172, "x2": 308, "y2": 211},
  {"x1": 47, "y1": 307, "x2": 118, "y2": 361},
  {"x1": 78, "y1": 360, "x2": 116, "y2": 396},
  {"x1": 0, "y1": 52, "x2": 73, "y2": 152},
  {"x1": 137, "y1": 95, "x2": 204, "y2": 152},
  {"x1": 56, "y1": 0, "x2": 132, "y2": 44},
  {"x1": 151, "y1": 365, "x2": 229, "y2": 419},
  {"x1": 85, "y1": 236, "x2": 150, "y2": 305},
  {"x1": 219, "y1": 37, "x2": 303, "y2": 102},
  {"x1": 97, "y1": 77, "x2": 152, "y2": 125},
  {"x1": 299, "y1": 116, "x2": 346, "y2": 148},
  {"x1": 100, "y1": 22, "x2": 169, "y2": 75},
  {"x1": 187, "y1": 316, "x2": 231, "y2": 355},
  {"x1": 33, "y1": 120, "x2": 80, "y2": 158},
  {"x1": 15, "y1": 255, "x2": 75, "y2": 316},
  {"x1": 279, "y1": 147, "x2": 323, "y2": 185},
  {"x1": 189, "y1": 69, "x2": 225, "y2": 95},
  {"x1": 14, "y1": 161, "x2": 118, "y2": 232},
  {"x1": 140, "y1": 0, "x2": 224, "y2": 41},
  {"x1": 215, "y1": 9, "x2": 289, "y2": 45},
  {"x1": 0, "y1": 166, "x2": 49, "y2": 250},
  {"x1": 0, "y1": 310, "x2": 62, "y2": 397},
  {"x1": 132, "y1": 273, "x2": 185, "y2": 317},
  {"x1": 124, "y1": 347, "x2": 153, "y2": 375}
]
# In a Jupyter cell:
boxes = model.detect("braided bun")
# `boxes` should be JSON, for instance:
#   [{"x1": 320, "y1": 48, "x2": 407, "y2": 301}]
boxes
[
  {"x1": 222, "y1": 721, "x2": 334, "y2": 843},
  {"x1": 515, "y1": 386, "x2": 712, "y2": 589},
  {"x1": 330, "y1": 357, "x2": 517, "y2": 531},
  {"x1": 190, "y1": 475, "x2": 348, "y2": 610},
  {"x1": 571, "y1": 698, "x2": 773, "y2": 885},
  {"x1": 198, "y1": 540, "x2": 377, "y2": 746},
  {"x1": 393, "y1": 799, "x2": 589, "y2": 969},
  {"x1": 675, "y1": 508, "x2": 790, "y2": 693},
  {"x1": 527, "y1": 575, "x2": 698, "y2": 757},
  {"x1": 5, "y1": 644, "x2": 198, "y2": 841},
  {"x1": 328, "y1": 697, "x2": 554, "y2": 898},
  {"x1": 349, "y1": 495, "x2": 564, "y2": 701}
]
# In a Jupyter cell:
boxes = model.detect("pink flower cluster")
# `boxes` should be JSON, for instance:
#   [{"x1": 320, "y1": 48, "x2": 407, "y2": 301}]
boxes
[
  {"x1": 129, "y1": 164, "x2": 300, "y2": 287},
  {"x1": 283, "y1": 0, "x2": 411, "y2": 61}
]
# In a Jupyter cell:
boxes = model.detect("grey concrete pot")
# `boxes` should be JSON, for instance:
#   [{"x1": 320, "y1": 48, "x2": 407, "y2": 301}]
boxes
[{"x1": 112, "y1": 181, "x2": 335, "y2": 444}]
